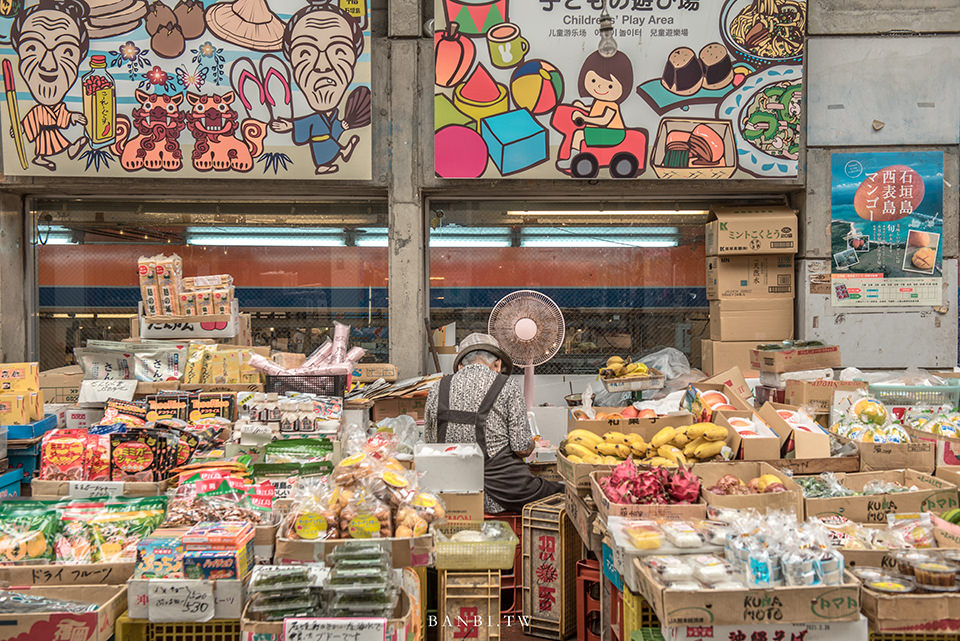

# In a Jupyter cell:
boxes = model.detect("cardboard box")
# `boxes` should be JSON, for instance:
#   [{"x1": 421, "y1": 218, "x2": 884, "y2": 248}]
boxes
[
  {"x1": 30, "y1": 479, "x2": 171, "y2": 498},
  {"x1": 0, "y1": 562, "x2": 134, "y2": 586},
  {"x1": 706, "y1": 255, "x2": 794, "y2": 299},
  {"x1": 414, "y1": 443, "x2": 483, "y2": 493},
  {"x1": 373, "y1": 397, "x2": 426, "y2": 422},
  {"x1": 803, "y1": 469, "x2": 958, "y2": 523},
  {"x1": 912, "y1": 430, "x2": 960, "y2": 468},
  {"x1": 590, "y1": 471, "x2": 706, "y2": 521},
  {"x1": 353, "y1": 363, "x2": 400, "y2": 383},
  {"x1": 0, "y1": 585, "x2": 126, "y2": 641},
  {"x1": 66, "y1": 407, "x2": 105, "y2": 429},
  {"x1": 855, "y1": 439, "x2": 935, "y2": 473},
  {"x1": 701, "y1": 340, "x2": 760, "y2": 377},
  {"x1": 0, "y1": 394, "x2": 28, "y2": 425},
  {"x1": 0, "y1": 362, "x2": 39, "y2": 393},
  {"x1": 560, "y1": 412, "x2": 694, "y2": 493},
  {"x1": 438, "y1": 491, "x2": 484, "y2": 525},
  {"x1": 760, "y1": 402, "x2": 830, "y2": 459},
  {"x1": 705, "y1": 367, "x2": 753, "y2": 401},
  {"x1": 762, "y1": 455, "x2": 860, "y2": 476},
  {"x1": 662, "y1": 616, "x2": 869, "y2": 641},
  {"x1": 274, "y1": 534, "x2": 433, "y2": 567},
  {"x1": 861, "y1": 584, "x2": 960, "y2": 633},
  {"x1": 43, "y1": 403, "x2": 69, "y2": 428},
  {"x1": 694, "y1": 461, "x2": 804, "y2": 516},
  {"x1": 715, "y1": 410, "x2": 782, "y2": 460},
  {"x1": 709, "y1": 299, "x2": 794, "y2": 342},
  {"x1": 706, "y1": 206, "x2": 798, "y2": 255},
  {"x1": 40, "y1": 365, "x2": 84, "y2": 404},
  {"x1": 681, "y1": 382, "x2": 752, "y2": 423},
  {"x1": 750, "y1": 344, "x2": 842, "y2": 374},
  {"x1": 127, "y1": 577, "x2": 246, "y2": 620},
  {"x1": 565, "y1": 486, "x2": 600, "y2": 555},
  {"x1": 635, "y1": 560, "x2": 859, "y2": 627},
  {"x1": 784, "y1": 380, "x2": 868, "y2": 416}
]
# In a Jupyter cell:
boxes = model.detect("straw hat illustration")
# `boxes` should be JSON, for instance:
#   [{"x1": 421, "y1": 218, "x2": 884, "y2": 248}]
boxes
[{"x1": 205, "y1": 0, "x2": 284, "y2": 51}]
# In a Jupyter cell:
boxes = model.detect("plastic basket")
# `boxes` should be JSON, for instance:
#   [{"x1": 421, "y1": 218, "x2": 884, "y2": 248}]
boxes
[
  {"x1": 631, "y1": 629, "x2": 665, "y2": 641},
  {"x1": 622, "y1": 585, "x2": 660, "y2": 630},
  {"x1": 115, "y1": 614, "x2": 240, "y2": 641},
  {"x1": 601, "y1": 368, "x2": 665, "y2": 393},
  {"x1": 868, "y1": 384, "x2": 960, "y2": 409},
  {"x1": 435, "y1": 521, "x2": 519, "y2": 570},
  {"x1": 264, "y1": 374, "x2": 347, "y2": 397}
]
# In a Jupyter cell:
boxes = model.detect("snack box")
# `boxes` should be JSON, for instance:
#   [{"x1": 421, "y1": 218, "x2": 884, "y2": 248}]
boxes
[
  {"x1": 183, "y1": 521, "x2": 254, "y2": 550},
  {"x1": 0, "y1": 585, "x2": 126, "y2": 641},
  {"x1": 0, "y1": 394, "x2": 28, "y2": 425},
  {"x1": 183, "y1": 542, "x2": 254, "y2": 580},
  {"x1": 0, "y1": 362, "x2": 40, "y2": 393},
  {"x1": 136, "y1": 529, "x2": 187, "y2": 579}
]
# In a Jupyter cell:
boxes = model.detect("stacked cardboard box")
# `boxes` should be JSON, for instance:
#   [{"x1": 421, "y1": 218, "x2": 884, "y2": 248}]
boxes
[{"x1": 702, "y1": 206, "x2": 798, "y2": 376}]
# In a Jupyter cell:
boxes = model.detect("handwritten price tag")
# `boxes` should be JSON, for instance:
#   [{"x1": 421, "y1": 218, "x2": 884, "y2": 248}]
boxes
[
  {"x1": 148, "y1": 580, "x2": 215, "y2": 623},
  {"x1": 68, "y1": 481, "x2": 125, "y2": 498},
  {"x1": 284, "y1": 618, "x2": 386, "y2": 641},
  {"x1": 79, "y1": 379, "x2": 138, "y2": 404}
]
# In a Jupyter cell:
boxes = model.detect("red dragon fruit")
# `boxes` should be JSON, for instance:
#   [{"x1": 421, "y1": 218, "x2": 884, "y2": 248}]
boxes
[{"x1": 666, "y1": 466, "x2": 701, "y2": 504}]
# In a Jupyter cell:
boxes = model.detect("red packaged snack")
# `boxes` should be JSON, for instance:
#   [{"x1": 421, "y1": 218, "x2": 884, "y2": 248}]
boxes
[
  {"x1": 86, "y1": 434, "x2": 112, "y2": 481},
  {"x1": 111, "y1": 430, "x2": 167, "y2": 482},
  {"x1": 40, "y1": 429, "x2": 88, "y2": 480}
]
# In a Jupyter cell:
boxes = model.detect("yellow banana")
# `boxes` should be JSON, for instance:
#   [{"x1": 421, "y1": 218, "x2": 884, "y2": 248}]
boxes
[
  {"x1": 686, "y1": 423, "x2": 709, "y2": 440},
  {"x1": 603, "y1": 431, "x2": 629, "y2": 445},
  {"x1": 670, "y1": 426, "x2": 691, "y2": 447},
  {"x1": 603, "y1": 456, "x2": 622, "y2": 464},
  {"x1": 683, "y1": 436, "x2": 707, "y2": 458},
  {"x1": 566, "y1": 454, "x2": 584, "y2": 464},
  {"x1": 598, "y1": 443, "x2": 631, "y2": 458},
  {"x1": 564, "y1": 443, "x2": 595, "y2": 459},
  {"x1": 703, "y1": 424, "x2": 729, "y2": 442},
  {"x1": 658, "y1": 445, "x2": 687, "y2": 466},
  {"x1": 651, "y1": 426, "x2": 677, "y2": 449},
  {"x1": 646, "y1": 456, "x2": 676, "y2": 468},
  {"x1": 694, "y1": 440, "x2": 725, "y2": 460},
  {"x1": 582, "y1": 453, "x2": 604, "y2": 464},
  {"x1": 568, "y1": 429, "x2": 603, "y2": 446},
  {"x1": 630, "y1": 443, "x2": 648, "y2": 457}
]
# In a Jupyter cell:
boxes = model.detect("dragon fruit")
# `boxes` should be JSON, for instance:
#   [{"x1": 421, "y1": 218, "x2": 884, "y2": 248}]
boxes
[{"x1": 666, "y1": 466, "x2": 701, "y2": 504}]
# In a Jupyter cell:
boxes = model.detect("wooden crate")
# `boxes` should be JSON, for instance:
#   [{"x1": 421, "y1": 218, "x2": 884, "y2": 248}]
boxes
[
  {"x1": 439, "y1": 569, "x2": 501, "y2": 641},
  {"x1": 521, "y1": 493, "x2": 581, "y2": 640}
]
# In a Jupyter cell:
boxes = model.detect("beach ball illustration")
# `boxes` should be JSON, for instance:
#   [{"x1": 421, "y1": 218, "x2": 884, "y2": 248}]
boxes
[{"x1": 510, "y1": 60, "x2": 564, "y2": 115}]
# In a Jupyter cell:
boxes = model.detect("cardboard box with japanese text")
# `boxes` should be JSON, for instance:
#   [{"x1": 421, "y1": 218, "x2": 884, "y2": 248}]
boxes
[
  {"x1": 706, "y1": 254, "x2": 794, "y2": 299},
  {"x1": 705, "y1": 206, "x2": 798, "y2": 255},
  {"x1": 802, "y1": 469, "x2": 957, "y2": 523}
]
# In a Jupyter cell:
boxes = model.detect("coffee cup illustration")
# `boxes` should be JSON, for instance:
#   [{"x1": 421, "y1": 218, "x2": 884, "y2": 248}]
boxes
[{"x1": 487, "y1": 23, "x2": 529, "y2": 68}]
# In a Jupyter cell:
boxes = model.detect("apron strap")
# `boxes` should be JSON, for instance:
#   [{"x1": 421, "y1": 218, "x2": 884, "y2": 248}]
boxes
[{"x1": 435, "y1": 372, "x2": 510, "y2": 458}]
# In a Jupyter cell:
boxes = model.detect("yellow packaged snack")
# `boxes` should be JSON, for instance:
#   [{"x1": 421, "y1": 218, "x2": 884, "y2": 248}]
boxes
[
  {"x1": 0, "y1": 362, "x2": 39, "y2": 393},
  {"x1": 183, "y1": 344, "x2": 213, "y2": 384}
]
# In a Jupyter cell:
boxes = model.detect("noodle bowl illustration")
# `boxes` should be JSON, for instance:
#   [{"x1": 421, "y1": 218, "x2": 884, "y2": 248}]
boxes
[{"x1": 720, "y1": 0, "x2": 805, "y2": 67}]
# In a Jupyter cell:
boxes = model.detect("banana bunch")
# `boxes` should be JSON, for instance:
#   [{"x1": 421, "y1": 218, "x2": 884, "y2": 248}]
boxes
[
  {"x1": 639, "y1": 422, "x2": 731, "y2": 467},
  {"x1": 599, "y1": 356, "x2": 650, "y2": 380},
  {"x1": 562, "y1": 429, "x2": 645, "y2": 465},
  {"x1": 561, "y1": 422, "x2": 730, "y2": 467}
]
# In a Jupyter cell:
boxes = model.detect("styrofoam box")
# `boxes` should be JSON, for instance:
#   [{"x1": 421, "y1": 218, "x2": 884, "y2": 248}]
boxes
[{"x1": 414, "y1": 443, "x2": 483, "y2": 493}]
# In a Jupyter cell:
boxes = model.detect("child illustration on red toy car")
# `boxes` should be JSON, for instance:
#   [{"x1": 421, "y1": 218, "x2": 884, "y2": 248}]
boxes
[{"x1": 554, "y1": 49, "x2": 646, "y2": 178}]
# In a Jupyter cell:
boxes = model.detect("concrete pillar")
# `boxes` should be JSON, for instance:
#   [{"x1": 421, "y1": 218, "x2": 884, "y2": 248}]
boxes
[
  {"x1": 0, "y1": 193, "x2": 26, "y2": 362},
  {"x1": 387, "y1": 31, "x2": 427, "y2": 376}
]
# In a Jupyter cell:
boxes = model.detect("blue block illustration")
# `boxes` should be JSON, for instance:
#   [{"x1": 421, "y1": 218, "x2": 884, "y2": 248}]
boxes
[{"x1": 480, "y1": 109, "x2": 548, "y2": 176}]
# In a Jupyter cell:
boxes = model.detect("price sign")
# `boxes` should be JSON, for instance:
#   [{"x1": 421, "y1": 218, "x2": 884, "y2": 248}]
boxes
[
  {"x1": 148, "y1": 580, "x2": 215, "y2": 623},
  {"x1": 68, "y1": 481, "x2": 125, "y2": 498},
  {"x1": 79, "y1": 379, "x2": 138, "y2": 404},
  {"x1": 284, "y1": 618, "x2": 386, "y2": 641}
]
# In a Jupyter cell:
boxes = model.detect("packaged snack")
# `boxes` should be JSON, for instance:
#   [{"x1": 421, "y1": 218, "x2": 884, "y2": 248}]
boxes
[
  {"x1": 340, "y1": 485, "x2": 391, "y2": 539},
  {"x1": 912, "y1": 560, "x2": 959, "y2": 592},
  {"x1": 179, "y1": 292, "x2": 197, "y2": 316},
  {"x1": 183, "y1": 275, "x2": 234, "y2": 290},
  {"x1": 182, "y1": 521, "x2": 254, "y2": 550},
  {"x1": 190, "y1": 393, "x2": 236, "y2": 422},
  {"x1": 136, "y1": 528, "x2": 187, "y2": 578},
  {"x1": 110, "y1": 430, "x2": 167, "y2": 482},
  {"x1": 661, "y1": 522, "x2": 703, "y2": 549},
  {"x1": 0, "y1": 508, "x2": 58, "y2": 563},
  {"x1": 183, "y1": 547, "x2": 254, "y2": 580},
  {"x1": 146, "y1": 393, "x2": 192, "y2": 422},
  {"x1": 86, "y1": 432, "x2": 112, "y2": 481},
  {"x1": 866, "y1": 576, "x2": 916, "y2": 593},
  {"x1": 40, "y1": 429, "x2": 88, "y2": 480},
  {"x1": 134, "y1": 343, "x2": 187, "y2": 382},
  {"x1": 212, "y1": 287, "x2": 232, "y2": 315},
  {"x1": 249, "y1": 565, "x2": 323, "y2": 592},
  {"x1": 101, "y1": 399, "x2": 149, "y2": 424},
  {"x1": 265, "y1": 438, "x2": 333, "y2": 465},
  {"x1": 183, "y1": 343, "x2": 213, "y2": 384},
  {"x1": 624, "y1": 523, "x2": 662, "y2": 550},
  {"x1": 85, "y1": 501, "x2": 168, "y2": 562},
  {"x1": 74, "y1": 348, "x2": 134, "y2": 380},
  {"x1": 332, "y1": 452, "x2": 377, "y2": 487},
  {"x1": 0, "y1": 394, "x2": 28, "y2": 425},
  {"x1": 196, "y1": 289, "x2": 214, "y2": 316},
  {"x1": 328, "y1": 541, "x2": 390, "y2": 563}
]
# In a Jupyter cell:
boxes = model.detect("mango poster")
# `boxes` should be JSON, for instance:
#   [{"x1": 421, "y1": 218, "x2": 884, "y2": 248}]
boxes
[
  {"x1": 0, "y1": 0, "x2": 371, "y2": 178},
  {"x1": 830, "y1": 151, "x2": 944, "y2": 307},
  {"x1": 433, "y1": 0, "x2": 804, "y2": 180}
]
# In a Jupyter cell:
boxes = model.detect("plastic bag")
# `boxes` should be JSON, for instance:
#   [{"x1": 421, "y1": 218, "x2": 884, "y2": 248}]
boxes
[
  {"x1": 638, "y1": 348, "x2": 691, "y2": 381},
  {"x1": 331, "y1": 452, "x2": 379, "y2": 488},
  {"x1": 339, "y1": 482, "x2": 391, "y2": 539},
  {"x1": 283, "y1": 477, "x2": 339, "y2": 541}
]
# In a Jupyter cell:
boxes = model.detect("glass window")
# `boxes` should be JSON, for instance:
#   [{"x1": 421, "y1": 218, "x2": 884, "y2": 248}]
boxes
[
  {"x1": 428, "y1": 203, "x2": 711, "y2": 375},
  {"x1": 32, "y1": 200, "x2": 388, "y2": 370}
]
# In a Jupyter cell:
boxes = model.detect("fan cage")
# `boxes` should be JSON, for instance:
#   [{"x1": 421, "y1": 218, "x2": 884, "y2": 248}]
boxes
[{"x1": 488, "y1": 290, "x2": 565, "y2": 367}]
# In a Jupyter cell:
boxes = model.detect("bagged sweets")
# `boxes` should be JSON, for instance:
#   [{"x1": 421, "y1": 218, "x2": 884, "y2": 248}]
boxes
[
  {"x1": 283, "y1": 477, "x2": 339, "y2": 541},
  {"x1": 40, "y1": 429, "x2": 88, "y2": 480},
  {"x1": 0, "y1": 507, "x2": 58, "y2": 564},
  {"x1": 339, "y1": 482, "x2": 392, "y2": 539}
]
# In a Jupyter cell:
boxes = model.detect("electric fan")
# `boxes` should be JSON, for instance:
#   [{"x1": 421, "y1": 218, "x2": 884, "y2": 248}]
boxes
[{"x1": 488, "y1": 290, "x2": 565, "y2": 410}]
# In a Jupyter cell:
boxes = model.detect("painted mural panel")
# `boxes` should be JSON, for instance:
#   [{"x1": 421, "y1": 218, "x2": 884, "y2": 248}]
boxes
[
  {"x1": 433, "y1": 0, "x2": 804, "y2": 180},
  {"x1": 0, "y1": 0, "x2": 371, "y2": 178}
]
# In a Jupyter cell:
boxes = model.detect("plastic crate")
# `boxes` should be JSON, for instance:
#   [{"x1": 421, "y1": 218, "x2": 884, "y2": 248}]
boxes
[
  {"x1": 439, "y1": 569, "x2": 501, "y2": 641},
  {"x1": 435, "y1": 520, "x2": 519, "y2": 570},
  {"x1": 609, "y1": 579, "x2": 623, "y2": 641},
  {"x1": 521, "y1": 493, "x2": 580, "y2": 640},
  {"x1": 115, "y1": 614, "x2": 240, "y2": 641},
  {"x1": 577, "y1": 559, "x2": 602, "y2": 641},
  {"x1": 264, "y1": 374, "x2": 347, "y2": 396},
  {"x1": 499, "y1": 572, "x2": 521, "y2": 615},
  {"x1": 869, "y1": 383, "x2": 960, "y2": 409},
  {"x1": 631, "y1": 629, "x2": 665, "y2": 641},
  {"x1": 622, "y1": 585, "x2": 660, "y2": 631}
]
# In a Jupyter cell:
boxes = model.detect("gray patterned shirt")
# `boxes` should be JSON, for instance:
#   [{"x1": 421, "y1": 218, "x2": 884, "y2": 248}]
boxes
[{"x1": 424, "y1": 363, "x2": 534, "y2": 513}]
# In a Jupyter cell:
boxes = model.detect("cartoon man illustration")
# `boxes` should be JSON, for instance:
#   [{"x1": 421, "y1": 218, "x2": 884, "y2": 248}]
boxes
[
  {"x1": 10, "y1": 0, "x2": 89, "y2": 170},
  {"x1": 271, "y1": 0, "x2": 363, "y2": 175}
]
